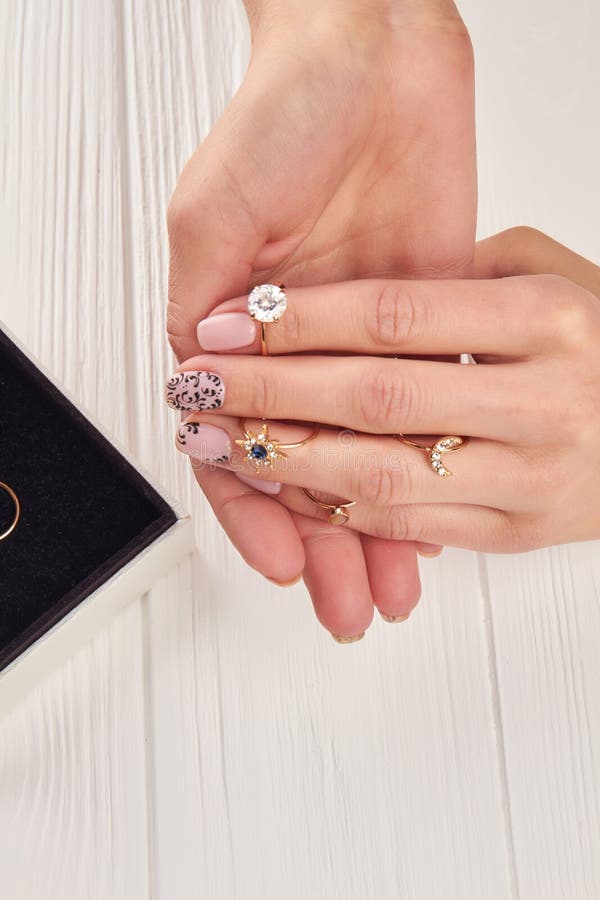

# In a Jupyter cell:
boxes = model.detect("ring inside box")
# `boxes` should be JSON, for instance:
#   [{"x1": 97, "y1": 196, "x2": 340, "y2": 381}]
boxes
[{"x1": 0, "y1": 328, "x2": 177, "y2": 672}]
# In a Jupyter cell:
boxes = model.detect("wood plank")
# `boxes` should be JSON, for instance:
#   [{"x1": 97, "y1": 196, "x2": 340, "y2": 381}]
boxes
[
  {"x1": 0, "y1": 2, "x2": 151, "y2": 896},
  {"x1": 465, "y1": 0, "x2": 600, "y2": 894}
]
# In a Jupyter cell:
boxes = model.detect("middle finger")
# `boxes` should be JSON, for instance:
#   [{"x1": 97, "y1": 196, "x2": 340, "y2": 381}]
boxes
[{"x1": 167, "y1": 356, "x2": 538, "y2": 443}]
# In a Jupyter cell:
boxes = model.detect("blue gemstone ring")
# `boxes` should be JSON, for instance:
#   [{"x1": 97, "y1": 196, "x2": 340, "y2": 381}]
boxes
[{"x1": 235, "y1": 419, "x2": 320, "y2": 472}]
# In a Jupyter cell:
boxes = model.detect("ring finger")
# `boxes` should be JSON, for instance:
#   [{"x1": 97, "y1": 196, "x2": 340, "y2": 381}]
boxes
[{"x1": 174, "y1": 413, "x2": 532, "y2": 511}]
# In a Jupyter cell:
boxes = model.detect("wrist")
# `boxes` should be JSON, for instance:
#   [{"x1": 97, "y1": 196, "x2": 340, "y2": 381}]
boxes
[
  {"x1": 244, "y1": 0, "x2": 467, "y2": 56},
  {"x1": 244, "y1": 0, "x2": 463, "y2": 31}
]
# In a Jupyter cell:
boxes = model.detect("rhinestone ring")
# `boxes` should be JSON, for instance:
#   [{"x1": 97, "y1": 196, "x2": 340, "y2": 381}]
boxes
[
  {"x1": 394, "y1": 434, "x2": 470, "y2": 477},
  {"x1": 247, "y1": 283, "x2": 287, "y2": 356},
  {"x1": 236, "y1": 420, "x2": 320, "y2": 473}
]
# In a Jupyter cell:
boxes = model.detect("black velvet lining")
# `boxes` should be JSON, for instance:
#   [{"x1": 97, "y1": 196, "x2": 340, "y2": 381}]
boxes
[{"x1": 0, "y1": 327, "x2": 177, "y2": 672}]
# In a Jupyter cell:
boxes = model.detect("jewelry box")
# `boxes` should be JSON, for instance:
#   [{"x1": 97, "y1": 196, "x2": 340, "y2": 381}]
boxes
[{"x1": 0, "y1": 322, "x2": 194, "y2": 713}]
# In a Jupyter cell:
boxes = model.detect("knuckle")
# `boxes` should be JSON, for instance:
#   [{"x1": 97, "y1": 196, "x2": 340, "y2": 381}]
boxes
[
  {"x1": 277, "y1": 298, "x2": 301, "y2": 348},
  {"x1": 503, "y1": 515, "x2": 543, "y2": 553},
  {"x1": 356, "y1": 463, "x2": 401, "y2": 507},
  {"x1": 368, "y1": 283, "x2": 430, "y2": 350},
  {"x1": 358, "y1": 367, "x2": 425, "y2": 433},
  {"x1": 386, "y1": 505, "x2": 427, "y2": 543},
  {"x1": 247, "y1": 366, "x2": 275, "y2": 417},
  {"x1": 527, "y1": 275, "x2": 598, "y2": 349},
  {"x1": 387, "y1": 506, "x2": 413, "y2": 542}
]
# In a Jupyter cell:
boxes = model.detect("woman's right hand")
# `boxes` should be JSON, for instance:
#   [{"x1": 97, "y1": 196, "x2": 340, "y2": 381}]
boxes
[{"x1": 166, "y1": 0, "x2": 477, "y2": 639}]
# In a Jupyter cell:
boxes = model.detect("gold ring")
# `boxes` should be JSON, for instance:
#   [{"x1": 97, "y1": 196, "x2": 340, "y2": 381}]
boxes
[
  {"x1": 0, "y1": 481, "x2": 21, "y2": 541},
  {"x1": 247, "y1": 283, "x2": 287, "y2": 357},
  {"x1": 236, "y1": 419, "x2": 320, "y2": 472},
  {"x1": 301, "y1": 488, "x2": 356, "y2": 526},
  {"x1": 393, "y1": 433, "x2": 470, "y2": 478}
]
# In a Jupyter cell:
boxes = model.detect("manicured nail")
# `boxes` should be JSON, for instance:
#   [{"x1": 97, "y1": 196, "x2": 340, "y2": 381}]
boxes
[
  {"x1": 197, "y1": 312, "x2": 256, "y2": 351},
  {"x1": 165, "y1": 371, "x2": 224, "y2": 411},
  {"x1": 331, "y1": 632, "x2": 365, "y2": 644},
  {"x1": 175, "y1": 421, "x2": 231, "y2": 462},
  {"x1": 237, "y1": 473, "x2": 282, "y2": 496},
  {"x1": 267, "y1": 575, "x2": 302, "y2": 587},
  {"x1": 379, "y1": 611, "x2": 410, "y2": 624},
  {"x1": 417, "y1": 543, "x2": 443, "y2": 558}
]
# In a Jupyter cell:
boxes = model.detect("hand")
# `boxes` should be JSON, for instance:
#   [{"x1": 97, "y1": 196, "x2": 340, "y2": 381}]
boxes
[
  {"x1": 167, "y1": 229, "x2": 600, "y2": 566},
  {"x1": 166, "y1": 0, "x2": 476, "y2": 640}
]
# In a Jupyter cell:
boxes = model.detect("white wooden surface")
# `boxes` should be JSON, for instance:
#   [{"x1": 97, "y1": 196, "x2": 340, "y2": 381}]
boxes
[{"x1": 1, "y1": 2, "x2": 599, "y2": 898}]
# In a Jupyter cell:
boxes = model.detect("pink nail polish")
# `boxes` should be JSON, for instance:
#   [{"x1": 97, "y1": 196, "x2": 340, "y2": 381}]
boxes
[
  {"x1": 197, "y1": 312, "x2": 256, "y2": 351},
  {"x1": 175, "y1": 422, "x2": 231, "y2": 462},
  {"x1": 237, "y1": 473, "x2": 282, "y2": 495}
]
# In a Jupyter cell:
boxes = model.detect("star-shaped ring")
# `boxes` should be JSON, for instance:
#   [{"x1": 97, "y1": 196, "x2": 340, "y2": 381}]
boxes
[{"x1": 236, "y1": 420, "x2": 320, "y2": 473}]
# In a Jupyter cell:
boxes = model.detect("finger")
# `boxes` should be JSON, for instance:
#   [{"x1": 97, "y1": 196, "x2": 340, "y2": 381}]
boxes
[
  {"x1": 293, "y1": 513, "x2": 374, "y2": 643},
  {"x1": 416, "y1": 542, "x2": 444, "y2": 558},
  {"x1": 281, "y1": 485, "x2": 518, "y2": 553},
  {"x1": 172, "y1": 411, "x2": 530, "y2": 510},
  {"x1": 168, "y1": 356, "x2": 535, "y2": 442},
  {"x1": 194, "y1": 276, "x2": 562, "y2": 357},
  {"x1": 188, "y1": 460, "x2": 305, "y2": 584},
  {"x1": 361, "y1": 535, "x2": 421, "y2": 622},
  {"x1": 475, "y1": 227, "x2": 600, "y2": 299}
]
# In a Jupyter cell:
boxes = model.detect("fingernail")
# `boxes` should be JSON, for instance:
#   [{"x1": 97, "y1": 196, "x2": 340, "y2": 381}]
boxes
[
  {"x1": 417, "y1": 543, "x2": 443, "y2": 559},
  {"x1": 197, "y1": 312, "x2": 256, "y2": 351},
  {"x1": 267, "y1": 575, "x2": 302, "y2": 587},
  {"x1": 379, "y1": 611, "x2": 410, "y2": 624},
  {"x1": 237, "y1": 473, "x2": 282, "y2": 496},
  {"x1": 165, "y1": 371, "x2": 224, "y2": 411},
  {"x1": 175, "y1": 421, "x2": 231, "y2": 462},
  {"x1": 331, "y1": 632, "x2": 365, "y2": 644}
]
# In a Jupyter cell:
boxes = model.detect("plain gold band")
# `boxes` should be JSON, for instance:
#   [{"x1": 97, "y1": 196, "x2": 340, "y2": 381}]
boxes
[
  {"x1": 0, "y1": 481, "x2": 20, "y2": 541},
  {"x1": 259, "y1": 322, "x2": 268, "y2": 357},
  {"x1": 239, "y1": 419, "x2": 320, "y2": 449},
  {"x1": 301, "y1": 488, "x2": 356, "y2": 526}
]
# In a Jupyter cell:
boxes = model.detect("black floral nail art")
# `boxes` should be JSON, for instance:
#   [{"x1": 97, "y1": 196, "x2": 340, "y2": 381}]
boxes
[
  {"x1": 176, "y1": 422, "x2": 230, "y2": 463},
  {"x1": 165, "y1": 371, "x2": 224, "y2": 411}
]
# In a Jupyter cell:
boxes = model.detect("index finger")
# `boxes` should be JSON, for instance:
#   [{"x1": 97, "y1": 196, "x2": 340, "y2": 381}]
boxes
[{"x1": 195, "y1": 276, "x2": 564, "y2": 358}]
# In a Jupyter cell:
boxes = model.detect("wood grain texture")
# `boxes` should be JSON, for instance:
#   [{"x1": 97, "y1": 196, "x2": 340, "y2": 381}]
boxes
[
  {"x1": 0, "y1": 0, "x2": 599, "y2": 898},
  {"x1": 0, "y1": 2, "x2": 151, "y2": 897},
  {"x1": 466, "y1": 0, "x2": 600, "y2": 894}
]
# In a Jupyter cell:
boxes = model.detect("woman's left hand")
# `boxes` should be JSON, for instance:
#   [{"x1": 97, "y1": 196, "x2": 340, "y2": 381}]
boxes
[{"x1": 167, "y1": 228, "x2": 600, "y2": 554}]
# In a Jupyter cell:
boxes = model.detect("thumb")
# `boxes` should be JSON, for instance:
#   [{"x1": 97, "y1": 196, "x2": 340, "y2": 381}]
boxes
[
  {"x1": 475, "y1": 226, "x2": 600, "y2": 299},
  {"x1": 166, "y1": 105, "x2": 266, "y2": 363},
  {"x1": 166, "y1": 60, "x2": 337, "y2": 364}
]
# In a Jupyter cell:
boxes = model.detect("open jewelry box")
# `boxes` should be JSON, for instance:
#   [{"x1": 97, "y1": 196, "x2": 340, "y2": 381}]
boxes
[{"x1": 0, "y1": 322, "x2": 194, "y2": 712}]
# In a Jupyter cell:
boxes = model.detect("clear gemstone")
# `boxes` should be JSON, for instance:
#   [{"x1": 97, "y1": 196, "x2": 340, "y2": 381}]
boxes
[{"x1": 248, "y1": 284, "x2": 287, "y2": 323}]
